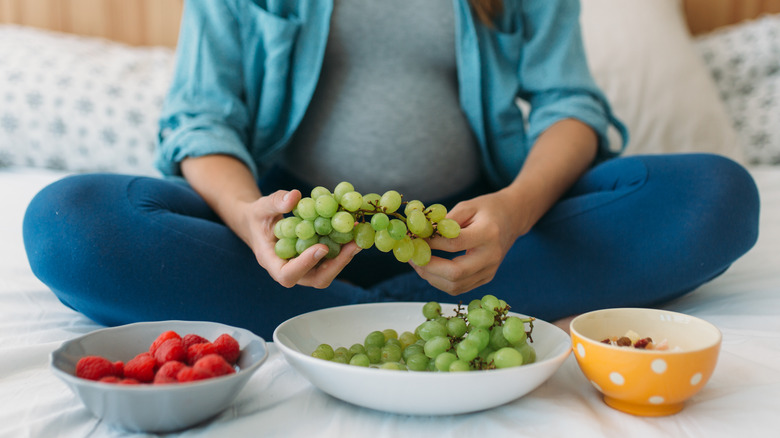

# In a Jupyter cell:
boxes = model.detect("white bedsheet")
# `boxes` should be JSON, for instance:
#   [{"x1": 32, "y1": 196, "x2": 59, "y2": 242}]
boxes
[{"x1": 1, "y1": 166, "x2": 779, "y2": 438}]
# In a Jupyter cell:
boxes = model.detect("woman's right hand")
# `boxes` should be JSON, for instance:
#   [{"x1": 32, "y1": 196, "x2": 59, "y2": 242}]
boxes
[
  {"x1": 181, "y1": 155, "x2": 360, "y2": 289},
  {"x1": 238, "y1": 188, "x2": 361, "y2": 289}
]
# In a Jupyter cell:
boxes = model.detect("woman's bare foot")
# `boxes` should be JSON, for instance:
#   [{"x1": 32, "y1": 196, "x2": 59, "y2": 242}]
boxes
[{"x1": 552, "y1": 314, "x2": 578, "y2": 334}]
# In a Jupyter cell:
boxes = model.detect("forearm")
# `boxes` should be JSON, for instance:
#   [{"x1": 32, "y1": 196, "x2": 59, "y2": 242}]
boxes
[
  {"x1": 500, "y1": 118, "x2": 598, "y2": 237},
  {"x1": 180, "y1": 154, "x2": 262, "y2": 246}
]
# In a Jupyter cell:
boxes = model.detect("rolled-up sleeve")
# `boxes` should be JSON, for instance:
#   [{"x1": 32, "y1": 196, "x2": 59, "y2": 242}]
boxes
[
  {"x1": 156, "y1": 0, "x2": 256, "y2": 178},
  {"x1": 518, "y1": 0, "x2": 627, "y2": 160}
]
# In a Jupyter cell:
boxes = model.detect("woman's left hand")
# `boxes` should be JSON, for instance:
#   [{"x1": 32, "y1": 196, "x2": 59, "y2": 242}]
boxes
[{"x1": 411, "y1": 190, "x2": 527, "y2": 295}]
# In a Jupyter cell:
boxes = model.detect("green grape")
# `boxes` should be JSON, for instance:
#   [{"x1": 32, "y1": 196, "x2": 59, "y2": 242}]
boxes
[
  {"x1": 469, "y1": 327, "x2": 491, "y2": 351},
  {"x1": 370, "y1": 212, "x2": 390, "y2": 231},
  {"x1": 467, "y1": 299, "x2": 483, "y2": 312},
  {"x1": 295, "y1": 236, "x2": 319, "y2": 254},
  {"x1": 446, "y1": 317, "x2": 468, "y2": 338},
  {"x1": 406, "y1": 210, "x2": 428, "y2": 236},
  {"x1": 331, "y1": 211, "x2": 355, "y2": 233},
  {"x1": 381, "y1": 343, "x2": 402, "y2": 363},
  {"x1": 502, "y1": 316, "x2": 528, "y2": 346},
  {"x1": 273, "y1": 219, "x2": 284, "y2": 239},
  {"x1": 404, "y1": 200, "x2": 425, "y2": 216},
  {"x1": 467, "y1": 308, "x2": 494, "y2": 329},
  {"x1": 416, "y1": 219, "x2": 434, "y2": 239},
  {"x1": 449, "y1": 359, "x2": 471, "y2": 372},
  {"x1": 349, "y1": 343, "x2": 366, "y2": 356},
  {"x1": 379, "y1": 362, "x2": 404, "y2": 371},
  {"x1": 387, "y1": 219, "x2": 407, "y2": 240},
  {"x1": 318, "y1": 235, "x2": 340, "y2": 259},
  {"x1": 422, "y1": 301, "x2": 442, "y2": 320},
  {"x1": 333, "y1": 181, "x2": 355, "y2": 202},
  {"x1": 329, "y1": 229, "x2": 354, "y2": 244},
  {"x1": 393, "y1": 236, "x2": 414, "y2": 263},
  {"x1": 481, "y1": 294, "x2": 501, "y2": 312},
  {"x1": 334, "y1": 346, "x2": 352, "y2": 362},
  {"x1": 331, "y1": 355, "x2": 348, "y2": 364},
  {"x1": 402, "y1": 343, "x2": 424, "y2": 362},
  {"x1": 374, "y1": 229, "x2": 395, "y2": 252},
  {"x1": 280, "y1": 217, "x2": 302, "y2": 239},
  {"x1": 417, "y1": 320, "x2": 447, "y2": 341},
  {"x1": 354, "y1": 222, "x2": 375, "y2": 249},
  {"x1": 493, "y1": 347, "x2": 524, "y2": 369},
  {"x1": 411, "y1": 238, "x2": 432, "y2": 266},
  {"x1": 455, "y1": 338, "x2": 479, "y2": 362},
  {"x1": 274, "y1": 238, "x2": 297, "y2": 259},
  {"x1": 311, "y1": 343, "x2": 334, "y2": 360},
  {"x1": 364, "y1": 331, "x2": 386, "y2": 349},
  {"x1": 349, "y1": 353, "x2": 370, "y2": 367},
  {"x1": 515, "y1": 342, "x2": 537, "y2": 364},
  {"x1": 295, "y1": 220, "x2": 316, "y2": 240},
  {"x1": 361, "y1": 193, "x2": 381, "y2": 211},
  {"x1": 340, "y1": 191, "x2": 363, "y2": 212},
  {"x1": 382, "y1": 328, "x2": 398, "y2": 341},
  {"x1": 315, "y1": 194, "x2": 339, "y2": 218},
  {"x1": 314, "y1": 216, "x2": 333, "y2": 235},
  {"x1": 311, "y1": 186, "x2": 331, "y2": 199},
  {"x1": 398, "y1": 331, "x2": 418, "y2": 349},
  {"x1": 434, "y1": 352, "x2": 458, "y2": 372},
  {"x1": 424, "y1": 203, "x2": 447, "y2": 223},
  {"x1": 436, "y1": 218, "x2": 461, "y2": 238},
  {"x1": 405, "y1": 353, "x2": 429, "y2": 371},
  {"x1": 296, "y1": 197, "x2": 317, "y2": 220},
  {"x1": 423, "y1": 336, "x2": 450, "y2": 358},
  {"x1": 379, "y1": 190, "x2": 402, "y2": 213},
  {"x1": 489, "y1": 326, "x2": 510, "y2": 350},
  {"x1": 366, "y1": 346, "x2": 381, "y2": 364}
]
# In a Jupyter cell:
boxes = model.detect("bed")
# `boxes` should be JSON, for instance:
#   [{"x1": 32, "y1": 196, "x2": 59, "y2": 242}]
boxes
[{"x1": 2, "y1": 0, "x2": 780, "y2": 436}]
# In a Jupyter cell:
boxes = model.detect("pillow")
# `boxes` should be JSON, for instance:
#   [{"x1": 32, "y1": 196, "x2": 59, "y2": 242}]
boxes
[
  {"x1": 0, "y1": 25, "x2": 174, "y2": 175},
  {"x1": 579, "y1": 0, "x2": 744, "y2": 163},
  {"x1": 694, "y1": 14, "x2": 780, "y2": 165}
]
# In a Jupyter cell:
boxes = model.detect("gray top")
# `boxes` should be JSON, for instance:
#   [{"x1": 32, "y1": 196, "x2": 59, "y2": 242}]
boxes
[{"x1": 281, "y1": 0, "x2": 481, "y2": 201}]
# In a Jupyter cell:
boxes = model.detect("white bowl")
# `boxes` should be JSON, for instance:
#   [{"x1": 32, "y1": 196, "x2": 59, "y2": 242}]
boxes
[
  {"x1": 273, "y1": 302, "x2": 571, "y2": 415},
  {"x1": 50, "y1": 320, "x2": 268, "y2": 433}
]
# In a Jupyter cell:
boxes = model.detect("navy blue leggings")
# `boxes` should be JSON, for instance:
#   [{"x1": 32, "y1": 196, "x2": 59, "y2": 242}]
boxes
[{"x1": 23, "y1": 154, "x2": 760, "y2": 339}]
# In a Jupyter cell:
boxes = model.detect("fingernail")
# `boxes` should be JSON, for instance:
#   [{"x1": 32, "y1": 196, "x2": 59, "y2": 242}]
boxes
[
  {"x1": 283, "y1": 192, "x2": 291, "y2": 202},
  {"x1": 315, "y1": 247, "x2": 328, "y2": 259}
]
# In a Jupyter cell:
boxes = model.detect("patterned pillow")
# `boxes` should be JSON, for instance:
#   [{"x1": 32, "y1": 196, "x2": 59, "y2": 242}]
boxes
[
  {"x1": 0, "y1": 25, "x2": 174, "y2": 175},
  {"x1": 695, "y1": 14, "x2": 780, "y2": 165}
]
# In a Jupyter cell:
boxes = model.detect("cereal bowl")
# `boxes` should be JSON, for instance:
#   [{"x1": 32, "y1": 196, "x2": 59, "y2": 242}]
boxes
[
  {"x1": 570, "y1": 308, "x2": 721, "y2": 416},
  {"x1": 50, "y1": 320, "x2": 268, "y2": 433},
  {"x1": 273, "y1": 302, "x2": 571, "y2": 415}
]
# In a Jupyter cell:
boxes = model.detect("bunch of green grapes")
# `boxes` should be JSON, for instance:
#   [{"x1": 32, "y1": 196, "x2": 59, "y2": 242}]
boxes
[
  {"x1": 310, "y1": 294, "x2": 536, "y2": 372},
  {"x1": 273, "y1": 181, "x2": 461, "y2": 265}
]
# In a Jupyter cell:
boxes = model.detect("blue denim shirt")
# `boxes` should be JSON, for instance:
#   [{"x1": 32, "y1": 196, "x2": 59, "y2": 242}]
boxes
[{"x1": 157, "y1": 0, "x2": 627, "y2": 188}]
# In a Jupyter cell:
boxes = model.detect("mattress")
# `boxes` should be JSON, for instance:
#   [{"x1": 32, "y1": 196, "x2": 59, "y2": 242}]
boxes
[{"x1": 1, "y1": 166, "x2": 779, "y2": 437}]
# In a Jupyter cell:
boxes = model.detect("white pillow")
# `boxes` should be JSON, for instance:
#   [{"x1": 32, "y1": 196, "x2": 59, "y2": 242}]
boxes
[
  {"x1": 0, "y1": 25, "x2": 174, "y2": 175},
  {"x1": 695, "y1": 14, "x2": 780, "y2": 165},
  {"x1": 579, "y1": 0, "x2": 744, "y2": 162}
]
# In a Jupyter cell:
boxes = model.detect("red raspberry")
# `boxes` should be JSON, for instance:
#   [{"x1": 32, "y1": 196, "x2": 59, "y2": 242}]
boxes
[
  {"x1": 154, "y1": 360, "x2": 186, "y2": 384},
  {"x1": 193, "y1": 354, "x2": 236, "y2": 378},
  {"x1": 176, "y1": 366, "x2": 212, "y2": 383},
  {"x1": 117, "y1": 378, "x2": 140, "y2": 385},
  {"x1": 186, "y1": 342, "x2": 219, "y2": 365},
  {"x1": 154, "y1": 338, "x2": 186, "y2": 366},
  {"x1": 113, "y1": 360, "x2": 124, "y2": 377},
  {"x1": 213, "y1": 334, "x2": 240, "y2": 365},
  {"x1": 149, "y1": 330, "x2": 181, "y2": 356},
  {"x1": 99, "y1": 375, "x2": 122, "y2": 384},
  {"x1": 182, "y1": 333, "x2": 209, "y2": 351},
  {"x1": 76, "y1": 356, "x2": 117, "y2": 381},
  {"x1": 124, "y1": 352, "x2": 157, "y2": 383}
]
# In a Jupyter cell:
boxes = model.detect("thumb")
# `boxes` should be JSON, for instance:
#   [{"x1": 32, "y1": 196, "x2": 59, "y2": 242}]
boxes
[{"x1": 266, "y1": 189, "x2": 301, "y2": 215}]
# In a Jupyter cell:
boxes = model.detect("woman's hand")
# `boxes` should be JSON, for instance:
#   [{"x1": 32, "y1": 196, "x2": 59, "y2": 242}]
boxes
[
  {"x1": 181, "y1": 155, "x2": 360, "y2": 289},
  {"x1": 236, "y1": 188, "x2": 361, "y2": 289},
  {"x1": 411, "y1": 118, "x2": 599, "y2": 295},
  {"x1": 411, "y1": 190, "x2": 525, "y2": 295}
]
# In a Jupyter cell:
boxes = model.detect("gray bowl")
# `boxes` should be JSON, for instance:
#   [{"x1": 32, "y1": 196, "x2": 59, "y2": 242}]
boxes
[{"x1": 50, "y1": 320, "x2": 268, "y2": 433}]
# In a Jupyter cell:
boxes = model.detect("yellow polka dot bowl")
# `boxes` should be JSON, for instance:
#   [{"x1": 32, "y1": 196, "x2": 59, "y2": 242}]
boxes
[{"x1": 569, "y1": 308, "x2": 721, "y2": 417}]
